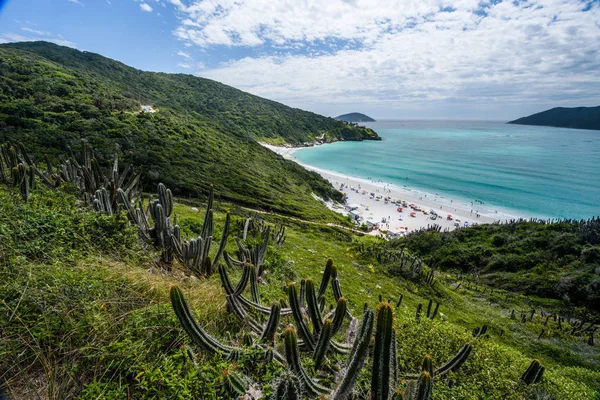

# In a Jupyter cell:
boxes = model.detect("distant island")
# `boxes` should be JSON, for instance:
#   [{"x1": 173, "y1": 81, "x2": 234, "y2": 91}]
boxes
[
  {"x1": 335, "y1": 112, "x2": 376, "y2": 123},
  {"x1": 508, "y1": 105, "x2": 600, "y2": 131}
]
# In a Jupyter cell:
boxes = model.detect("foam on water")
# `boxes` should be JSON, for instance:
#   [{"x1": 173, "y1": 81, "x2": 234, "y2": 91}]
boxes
[{"x1": 294, "y1": 120, "x2": 600, "y2": 220}]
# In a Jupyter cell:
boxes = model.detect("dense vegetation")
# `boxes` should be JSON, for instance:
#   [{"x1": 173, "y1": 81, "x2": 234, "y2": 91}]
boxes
[
  {"x1": 0, "y1": 41, "x2": 379, "y2": 221},
  {"x1": 388, "y1": 220, "x2": 600, "y2": 312},
  {"x1": 1, "y1": 176, "x2": 598, "y2": 399},
  {"x1": 335, "y1": 113, "x2": 376, "y2": 123},
  {"x1": 508, "y1": 105, "x2": 600, "y2": 131}
]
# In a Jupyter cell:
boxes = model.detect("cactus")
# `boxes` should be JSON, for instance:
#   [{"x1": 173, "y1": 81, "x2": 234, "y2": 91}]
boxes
[
  {"x1": 435, "y1": 343, "x2": 473, "y2": 376},
  {"x1": 223, "y1": 369, "x2": 251, "y2": 397},
  {"x1": 330, "y1": 307, "x2": 375, "y2": 400},
  {"x1": 287, "y1": 282, "x2": 315, "y2": 349},
  {"x1": 273, "y1": 371, "x2": 302, "y2": 400},
  {"x1": 169, "y1": 285, "x2": 234, "y2": 355},
  {"x1": 318, "y1": 259, "x2": 336, "y2": 300},
  {"x1": 472, "y1": 324, "x2": 488, "y2": 338},
  {"x1": 331, "y1": 297, "x2": 348, "y2": 336},
  {"x1": 250, "y1": 264, "x2": 261, "y2": 304},
  {"x1": 520, "y1": 360, "x2": 545, "y2": 385},
  {"x1": 283, "y1": 326, "x2": 329, "y2": 396},
  {"x1": 305, "y1": 278, "x2": 323, "y2": 337},
  {"x1": 313, "y1": 318, "x2": 334, "y2": 370},
  {"x1": 411, "y1": 371, "x2": 433, "y2": 400},
  {"x1": 396, "y1": 294, "x2": 403, "y2": 308},
  {"x1": 273, "y1": 223, "x2": 286, "y2": 246},
  {"x1": 390, "y1": 329, "x2": 399, "y2": 387},
  {"x1": 236, "y1": 226, "x2": 270, "y2": 277},
  {"x1": 415, "y1": 303, "x2": 423, "y2": 321},
  {"x1": 371, "y1": 302, "x2": 394, "y2": 400},
  {"x1": 430, "y1": 302, "x2": 440, "y2": 320},
  {"x1": 261, "y1": 303, "x2": 281, "y2": 343}
]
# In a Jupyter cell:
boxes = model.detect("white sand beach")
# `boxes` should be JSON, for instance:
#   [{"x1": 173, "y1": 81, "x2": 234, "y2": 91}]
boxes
[{"x1": 261, "y1": 143, "x2": 520, "y2": 236}]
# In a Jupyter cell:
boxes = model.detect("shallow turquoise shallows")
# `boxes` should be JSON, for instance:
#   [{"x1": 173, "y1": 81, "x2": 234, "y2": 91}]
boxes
[{"x1": 294, "y1": 120, "x2": 600, "y2": 220}]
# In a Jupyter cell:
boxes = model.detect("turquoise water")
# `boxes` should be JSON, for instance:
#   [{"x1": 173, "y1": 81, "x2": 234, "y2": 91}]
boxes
[{"x1": 294, "y1": 120, "x2": 600, "y2": 220}]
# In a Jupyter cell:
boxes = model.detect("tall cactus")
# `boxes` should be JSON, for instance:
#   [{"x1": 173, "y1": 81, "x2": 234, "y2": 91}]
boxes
[
  {"x1": 318, "y1": 259, "x2": 336, "y2": 300},
  {"x1": 287, "y1": 282, "x2": 315, "y2": 350},
  {"x1": 371, "y1": 302, "x2": 394, "y2": 400},
  {"x1": 435, "y1": 343, "x2": 473, "y2": 376},
  {"x1": 330, "y1": 307, "x2": 375, "y2": 400},
  {"x1": 305, "y1": 278, "x2": 323, "y2": 337},
  {"x1": 520, "y1": 360, "x2": 545, "y2": 385},
  {"x1": 260, "y1": 303, "x2": 281, "y2": 344},
  {"x1": 169, "y1": 285, "x2": 234, "y2": 355},
  {"x1": 313, "y1": 319, "x2": 334, "y2": 370},
  {"x1": 283, "y1": 326, "x2": 329, "y2": 396}
]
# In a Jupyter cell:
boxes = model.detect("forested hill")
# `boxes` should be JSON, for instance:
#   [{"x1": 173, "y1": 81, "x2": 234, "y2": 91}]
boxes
[
  {"x1": 508, "y1": 106, "x2": 600, "y2": 131},
  {"x1": 335, "y1": 112, "x2": 376, "y2": 122},
  {"x1": 0, "y1": 41, "x2": 378, "y2": 220},
  {"x1": 1, "y1": 41, "x2": 380, "y2": 143}
]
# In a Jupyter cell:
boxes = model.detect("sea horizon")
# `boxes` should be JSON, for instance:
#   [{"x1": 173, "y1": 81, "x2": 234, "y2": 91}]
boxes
[{"x1": 294, "y1": 120, "x2": 600, "y2": 221}]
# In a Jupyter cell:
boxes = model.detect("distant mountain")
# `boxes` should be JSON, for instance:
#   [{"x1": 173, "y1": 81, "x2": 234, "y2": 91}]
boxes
[
  {"x1": 335, "y1": 113, "x2": 376, "y2": 123},
  {"x1": 508, "y1": 106, "x2": 600, "y2": 131}
]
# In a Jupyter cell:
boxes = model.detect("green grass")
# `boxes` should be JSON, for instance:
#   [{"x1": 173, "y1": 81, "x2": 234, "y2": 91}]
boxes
[{"x1": 1, "y1": 185, "x2": 599, "y2": 399}]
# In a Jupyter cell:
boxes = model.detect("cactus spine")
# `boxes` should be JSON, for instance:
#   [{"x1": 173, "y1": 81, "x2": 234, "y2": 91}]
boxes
[{"x1": 371, "y1": 302, "x2": 394, "y2": 400}]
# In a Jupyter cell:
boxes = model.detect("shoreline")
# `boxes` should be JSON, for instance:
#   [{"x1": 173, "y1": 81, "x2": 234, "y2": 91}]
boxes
[{"x1": 262, "y1": 142, "x2": 531, "y2": 235}]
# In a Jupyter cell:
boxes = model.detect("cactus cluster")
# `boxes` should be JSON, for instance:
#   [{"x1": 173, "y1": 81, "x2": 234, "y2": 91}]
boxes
[
  {"x1": 59, "y1": 142, "x2": 141, "y2": 211},
  {"x1": 235, "y1": 230, "x2": 269, "y2": 278},
  {"x1": 1, "y1": 142, "x2": 56, "y2": 201},
  {"x1": 171, "y1": 256, "x2": 480, "y2": 399}
]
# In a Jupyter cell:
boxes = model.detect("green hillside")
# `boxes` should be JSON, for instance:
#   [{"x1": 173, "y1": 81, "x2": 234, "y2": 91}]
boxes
[
  {"x1": 1, "y1": 181, "x2": 598, "y2": 399},
  {"x1": 0, "y1": 42, "x2": 379, "y2": 221},
  {"x1": 508, "y1": 106, "x2": 600, "y2": 131}
]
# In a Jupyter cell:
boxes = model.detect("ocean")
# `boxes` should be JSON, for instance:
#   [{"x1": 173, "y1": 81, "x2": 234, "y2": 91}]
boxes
[{"x1": 293, "y1": 120, "x2": 600, "y2": 220}]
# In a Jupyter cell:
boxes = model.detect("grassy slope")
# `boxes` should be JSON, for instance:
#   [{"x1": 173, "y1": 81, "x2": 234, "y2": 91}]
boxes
[
  {"x1": 392, "y1": 222, "x2": 600, "y2": 312},
  {"x1": 1, "y1": 185, "x2": 598, "y2": 399},
  {"x1": 0, "y1": 45, "x2": 360, "y2": 222}
]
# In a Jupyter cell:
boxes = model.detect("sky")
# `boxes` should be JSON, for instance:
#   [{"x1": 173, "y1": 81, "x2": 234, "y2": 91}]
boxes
[{"x1": 0, "y1": 0, "x2": 599, "y2": 120}]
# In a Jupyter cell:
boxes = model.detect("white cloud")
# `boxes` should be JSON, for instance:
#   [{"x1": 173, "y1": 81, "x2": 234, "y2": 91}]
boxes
[
  {"x1": 140, "y1": 3, "x2": 153, "y2": 12},
  {"x1": 21, "y1": 27, "x2": 51, "y2": 36},
  {"x1": 178, "y1": 63, "x2": 192, "y2": 68},
  {"x1": 176, "y1": 0, "x2": 600, "y2": 118},
  {"x1": 67, "y1": 0, "x2": 83, "y2": 5},
  {"x1": 1, "y1": 33, "x2": 76, "y2": 48},
  {"x1": 177, "y1": 50, "x2": 191, "y2": 58}
]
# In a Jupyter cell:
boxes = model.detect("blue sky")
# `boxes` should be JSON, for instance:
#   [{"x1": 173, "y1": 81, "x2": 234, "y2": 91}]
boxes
[{"x1": 1, "y1": 0, "x2": 599, "y2": 120}]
